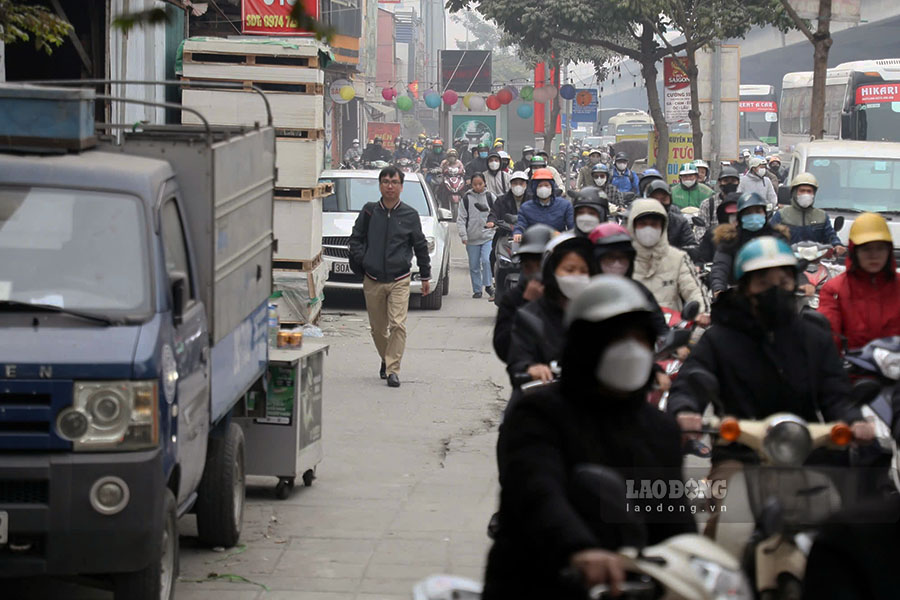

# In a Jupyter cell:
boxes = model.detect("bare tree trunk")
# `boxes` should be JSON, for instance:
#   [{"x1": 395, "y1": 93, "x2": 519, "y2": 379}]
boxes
[
  {"x1": 810, "y1": 0, "x2": 832, "y2": 140},
  {"x1": 640, "y1": 28, "x2": 668, "y2": 173},
  {"x1": 686, "y1": 44, "x2": 703, "y2": 160},
  {"x1": 543, "y1": 57, "x2": 561, "y2": 153}
]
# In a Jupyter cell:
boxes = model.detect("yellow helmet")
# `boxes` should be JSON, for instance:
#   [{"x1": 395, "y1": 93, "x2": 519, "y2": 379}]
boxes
[
  {"x1": 582, "y1": 150, "x2": 589, "y2": 157},
  {"x1": 849, "y1": 212, "x2": 893, "y2": 246},
  {"x1": 790, "y1": 172, "x2": 819, "y2": 190}
]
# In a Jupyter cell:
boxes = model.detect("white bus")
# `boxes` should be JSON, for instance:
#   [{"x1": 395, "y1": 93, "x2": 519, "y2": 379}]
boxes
[
  {"x1": 740, "y1": 84, "x2": 779, "y2": 151},
  {"x1": 780, "y1": 59, "x2": 900, "y2": 150}
]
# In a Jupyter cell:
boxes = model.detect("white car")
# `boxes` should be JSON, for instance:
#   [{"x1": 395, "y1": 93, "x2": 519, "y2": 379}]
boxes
[{"x1": 318, "y1": 170, "x2": 453, "y2": 310}]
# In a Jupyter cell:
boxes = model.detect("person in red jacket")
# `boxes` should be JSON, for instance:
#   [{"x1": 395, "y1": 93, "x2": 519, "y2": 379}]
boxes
[{"x1": 818, "y1": 212, "x2": 900, "y2": 352}]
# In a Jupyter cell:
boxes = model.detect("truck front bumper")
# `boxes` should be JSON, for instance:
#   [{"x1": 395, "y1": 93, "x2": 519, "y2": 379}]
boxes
[{"x1": 0, "y1": 448, "x2": 164, "y2": 577}]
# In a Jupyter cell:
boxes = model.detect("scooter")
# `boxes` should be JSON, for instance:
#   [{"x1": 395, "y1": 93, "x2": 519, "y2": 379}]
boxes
[
  {"x1": 397, "y1": 157, "x2": 415, "y2": 173},
  {"x1": 442, "y1": 165, "x2": 466, "y2": 220},
  {"x1": 792, "y1": 241, "x2": 844, "y2": 309},
  {"x1": 492, "y1": 213, "x2": 519, "y2": 305},
  {"x1": 650, "y1": 301, "x2": 699, "y2": 411}
]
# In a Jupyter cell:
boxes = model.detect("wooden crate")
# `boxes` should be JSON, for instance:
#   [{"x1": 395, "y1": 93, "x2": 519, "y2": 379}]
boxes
[
  {"x1": 274, "y1": 196, "x2": 323, "y2": 261},
  {"x1": 273, "y1": 261, "x2": 328, "y2": 325},
  {"x1": 275, "y1": 137, "x2": 324, "y2": 189},
  {"x1": 182, "y1": 39, "x2": 324, "y2": 86},
  {"x1": 182, "y1": 79, "x2": 325, "y2": 95},
  {"x1": 181, "y1": 88, "x2": 324, "y2": 129},
  {"x1": 273, "y1": 252, "x2": 323, "y2": 273},
  {"x1": 274, "y1": 181, "x2": 333, "y2": 201}
]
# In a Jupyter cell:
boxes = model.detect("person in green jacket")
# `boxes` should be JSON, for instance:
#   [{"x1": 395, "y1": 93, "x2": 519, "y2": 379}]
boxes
[{"x1": 671, "y1": 162, "x2": 714, "y2": 209}]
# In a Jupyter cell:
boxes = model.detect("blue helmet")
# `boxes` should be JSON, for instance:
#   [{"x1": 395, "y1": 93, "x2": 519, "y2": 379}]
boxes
[
  {"x1": 736, "y1": 192, "x2": 767, "y2": 214},
  {"x1": 733, "y1": 236, "x2": 798, "y2": 280},
  {"x1": 591, "y1": 163, "x2": 610, "y2": 175}
]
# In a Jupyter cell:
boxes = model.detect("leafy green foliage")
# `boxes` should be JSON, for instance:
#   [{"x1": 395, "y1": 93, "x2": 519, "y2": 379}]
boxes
[
  {"x1": 112, "y1": 7, "x2": 169, "y2": 34},
  {"x1": 290, "y1": 1, "x2": 335, "y2": 42},
  {"x1": 0, "y1": 0, "x2": 72, "y2": 54}
]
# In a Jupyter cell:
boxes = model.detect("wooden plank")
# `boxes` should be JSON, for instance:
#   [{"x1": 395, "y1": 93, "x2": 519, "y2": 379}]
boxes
[
  {"x1": 274, "y1": 181, "x2": 333, "y2": 201},
  {"x1": 181, "y1": 78, "x2": 324, "y2": 95},
  {"x1": 275, "y1": 137, "x2": 324, "y2": 189},
  {"x1": 181, "y1": 88, "x2": 324, "y2": 129},
  {"x1": 184, "y1": 38, "x2": 320, "y2": 58},
  {"x1": 184, "y1": 50, "x2": 318, "y2": 70},
  {"x1": 272, "y1": 252, "x2": 323, "y2": 272},
  {"x1": 182, "y1": 63, "x2": 324, "y2": 85}
]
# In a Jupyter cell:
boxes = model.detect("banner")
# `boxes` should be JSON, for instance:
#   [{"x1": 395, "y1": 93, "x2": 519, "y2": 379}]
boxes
[
  {"x1": 440, "y1": 50, "x2": 492, "y2": 93},
  {"x1": 451, "y1": 114, "x2": 496, "y2": 149},
  {"x1": 366, "y1": 122, "x2": 402, "y2": 150},
  {"x1": 242, "y1": 0, "x2": 318, "y2": 36},
  {"x1": 856, "y1": 84, "x2": 900, "y2": 104},
  {"x1": 571, "y1": 88, "x2": 598, "y2": 123},
  {"x1": 664, "y1": 57, "x2": 691, "y2": 124},
  {"x1": 649, "y1": 132, "x2": 695, "y2": 185},
  {"x1": 739, "y1": 100, "x2": 777, "y2": 112}
]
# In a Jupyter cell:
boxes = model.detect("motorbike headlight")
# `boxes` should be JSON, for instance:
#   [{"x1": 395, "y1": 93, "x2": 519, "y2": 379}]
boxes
[
  {"x1": 763, "y1": 415, "x2": 812, "y2": 467},
  {"x1": 873, "y1": 347, "x2": 900, "y2": 380},
  {"x1": 425, "y1": 236, "x2": 436, "y2": 254},
  {"x1": 691, "y1": 557, "x2": 753, "y2": 600},
  {"x1": 62, "y1": 381, "x2": 159, "y2": 451}
]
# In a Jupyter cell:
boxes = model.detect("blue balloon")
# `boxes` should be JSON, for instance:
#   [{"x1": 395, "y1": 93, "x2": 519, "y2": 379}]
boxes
[
  {"x1": 560, "y1": 84, "x2": 576, "y2": 100},
  {"x1": 424, "y1": 92, "x2": 441, "y2": 109},
  {"x1": 517, "y1": 103, "x2": 534, "y2": 119}
]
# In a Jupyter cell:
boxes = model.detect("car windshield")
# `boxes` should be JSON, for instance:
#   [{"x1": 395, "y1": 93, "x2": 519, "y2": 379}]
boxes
[
  {"x1": 807, "y1": 156, "x2": 900, "y2": 212},
  {"x1": 583, "y1": 136, "x2": 603, "y2": 147},
  {"x1": 0, "y1": 186, "x2": 150, "y2": 315},
  {"x1": 856, "y1": 102, "x2": 900, "y2": 142},
  {"x1": 320, "y1": 176, "x2": 432, "y2": 216}
]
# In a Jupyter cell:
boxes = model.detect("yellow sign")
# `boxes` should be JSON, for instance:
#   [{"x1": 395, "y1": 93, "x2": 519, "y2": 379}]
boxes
[{"x1": 648, "y1": 132, "x2": 695, "y2": 185}]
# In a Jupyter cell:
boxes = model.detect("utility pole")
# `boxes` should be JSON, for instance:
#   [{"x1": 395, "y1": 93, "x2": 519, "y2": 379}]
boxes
[
  {"x1": 710, "y1": 42, "x2": 722, "y2": 178},
  {"x1": 563, "y1": 63, "x2": 572, "y2": 191}
]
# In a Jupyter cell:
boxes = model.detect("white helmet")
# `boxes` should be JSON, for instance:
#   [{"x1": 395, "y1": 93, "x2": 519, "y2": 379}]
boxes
[{"x1": 510, "y1": 170, "x2": 529, "y2": 182}]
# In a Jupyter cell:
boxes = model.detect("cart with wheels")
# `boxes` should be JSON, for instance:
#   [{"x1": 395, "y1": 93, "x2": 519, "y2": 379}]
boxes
[{"x1": 236, "y1": 342, "x2": 328, "y2": 499}]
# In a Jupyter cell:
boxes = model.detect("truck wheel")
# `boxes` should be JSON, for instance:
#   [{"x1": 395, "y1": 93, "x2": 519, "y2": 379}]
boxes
[
  {"x1": 420, "y1": 277, "x2": 444, "y2": 310},
  {"x1": 114, "y1": 488, "x2": 178, "y2": 600},
  {"x1": 196, "y1": 422, "x2": 245, "y2": 548}
]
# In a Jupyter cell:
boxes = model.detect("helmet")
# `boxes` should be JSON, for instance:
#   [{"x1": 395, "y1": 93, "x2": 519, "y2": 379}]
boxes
[
  {"x1": 522, "y1": 145, "x2": 535, "y2": 154},
  {"x1": 542, "y1": 231, "x2": 591, "y2": 271},
  {"x1": 515, "y1": 224, "x2": 557, "y2": 256},
  {"x1": 694, "y1": 159, "x2": 709, "y2": 171},
  {"x1": 849, "y1": 212, "x2": 893, "y2": 246},
  {"x1": 498, "y1": 151, "x2": 510, "y2": 159},
  {"x1": 614, "y1": 152, "x2": 629, "y2": 163},
  {"x1": 494, "y1": 137, "x2": 505, "y2": 145},
  {"x1": 537, "y1": 150, "x2": 550, "y2": 159},
  {"x1": 646, "y1": 179, "x2": 672, "y2": 197},
  {"x1": 754, "y1": 144, "x2": 766, "y2": 154},
  {"x1": 736, "y1": 192, "x2": 767, "y2": 213},
  {"x1": 717, "y1": 166, "x2": 740, "y2": 180},
  {"x1": 510, "y1": 170, "x2": 529, "y2": 182},
  {"x1": 447, "y1": 149, "x2": 458, "y2": 157},
  {"x1": 374, "y1": 136, "x2": 383, "y2": 143},
  {"x1": 678, "y1": 162, "x2": 698, "y2": 176},
  {"x1": 749, "y1": 157, "x2": 765, "y2": 169},
  {"x1": 530, "y1": 156, "x2": 548, "y2": 168},
  {"x1": 591, "y1": 163, "x2": 610, "y2": 175},
  {"x1": 572, "y1": 187, "x2": 609, "y2": 218},
  {"x1": 477, "y1": 141, "x2": 490, "y2": 149},
  {"x1": 559, "y1": 142, "x2": 566, "y2": 148},
  {"x1": 589, "y1": 148, "x2": 602, "y2": 156},
  {"x1": 433, "y1": 139, "x2": 444, "y2": 148},
  {"x1": 532, "y1": 168, "x2": 555, "y2": 181},
  {"x1": 564, "y1": 275, "x2": 653, "y2": 327},
  {"x1": 582, "y1": 150, "x2": 590, "y2": 157},
  {"x1": 488, "y1": 150, "x2": 500, "y2": 160},
  {"x1": 352, "y1": 138, "x2": 359, "y2": 144},
  {"x1": 742, "y1": 149, "x2": 752, "y2": 158},
  {"x1": 639, "y1": 168, "x2": 663, "y2": 186},
  {"x1": 589, "y1": 222, "x2": 632, "y2": 247},
  {"x1": 767, "y1": 155, "x2": 782, "y2": 165},
  {"x1": 418, "y1": 133, "x2": 427, "y2": 139},
  {"x1": 790, "y1": 172, "x2": 819, "y2": 191},
  {"x1": 733, "y1": 236, "x2": 798, "y2": 280}
]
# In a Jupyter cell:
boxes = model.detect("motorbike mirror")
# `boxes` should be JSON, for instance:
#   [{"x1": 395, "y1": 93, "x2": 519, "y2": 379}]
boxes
[
  {"x1": 800, "y1": 307, "x2": 832, "y2": 332},
  {"x1": 569, "y1": 464, "x2": 647, "y2": 550},
  {"x1": 758, "y1": 497, "x2": 784, "y2": 539},
  {"x1": 833, "y1": 215, "x2": 845, "y2": 233},
  {"x1": 686, "y1": 368, "x2": 720, "y2": 409},
  {"x1": 777, "y1": 186, "x2": 791, "y2": 205},
  {"x1": 691, "y1": 216, "x2": 705, "y2": 228},
  {"x1": 656, "y1": 328, "x2": 691, "y2": 359},
  {"x1": 851, "y1": 378, "x2": 881, "y2": 407},
  {"x1": 504, "y1": 213, "x2": 517, "y2": 225},
  {"x1": 622, "y1": 192, "x2": 636, "y2": 204},
  {"x1": 681, "y1": 300, "x2": 700, "y2": 322},
  {"x1": 437, "y1": 208, "x2": 453, "y2": 222}
]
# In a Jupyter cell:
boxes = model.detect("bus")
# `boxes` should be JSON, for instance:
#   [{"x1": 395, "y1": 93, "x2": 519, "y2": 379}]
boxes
[
  {"x1": 608, "y1": 111, "x2": 654, "y2": 143},
  {"x1": 740, "y1": 84, "x2": 779, "y2": 151},
  {"x1": 780, "y1": 59, "x2": 900, "y2": 150}
]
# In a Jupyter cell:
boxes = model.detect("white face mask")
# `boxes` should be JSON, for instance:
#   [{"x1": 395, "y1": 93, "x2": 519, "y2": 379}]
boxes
[
  {"x1": 488, "y1": 161, "x2": 500, "y2": 170},
  {"x1": 635, "y1": 226, "x2": 662, "y2": 247},
  {"x1": 511, "y1": 184, "x2": 527, "y2": 197},
  {"x1": 595, "y1": 338, "x2": 654, "y2": 392},
  {"x1": 616, "y1": 161, "x2": 628, "y2": 171},
  {"x1": 756, "y1": 167, "x2": 767, "y2": 177},
  {"x1": 682, "y1": 178, "x2": 697, "y2": 189},
  {"x1": 536, "y1": 186, "x2": 553, "y2": 200},
  {"x1": 602, "y1": 257, "x2": 630, "y2": 276},
  {"x1": 576, "y1": 214, "x2": 601, "y2": 234},
  {"x1": 556, "y1": 273, "x2": 591, "y2": 300},
  {"x1": 796, "y1": 193, "x2": 815, "y2": 208},
  {"x1": 593, "y1": 175, "x2": 607, "y2": 186}
]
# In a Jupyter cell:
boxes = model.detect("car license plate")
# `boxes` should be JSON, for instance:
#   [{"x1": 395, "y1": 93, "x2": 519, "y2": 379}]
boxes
[
  {"x1": 332, "y1": 262, "x2": 353, "y2": 275},
  {"x1": 0, "y1": 511, "x2": 7, "y2": 545}
]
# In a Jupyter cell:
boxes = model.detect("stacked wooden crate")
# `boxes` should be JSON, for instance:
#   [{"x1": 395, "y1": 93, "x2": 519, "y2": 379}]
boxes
[{"x1": 181, "y1": 38, "x2": 331, "y2": 324}]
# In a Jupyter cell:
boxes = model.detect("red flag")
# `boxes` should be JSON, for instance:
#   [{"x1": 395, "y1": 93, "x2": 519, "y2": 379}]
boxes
[
  {"x1": 409, "y1": 80, "x2": 419, "y2": 99},
  {"x1": 534, "y1": 63, "x2": 545, "y2": 135}
]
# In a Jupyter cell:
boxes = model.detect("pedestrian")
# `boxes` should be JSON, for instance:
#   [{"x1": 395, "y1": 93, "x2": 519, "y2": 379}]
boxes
[
  {"x1": 348, "y1": 167, "x2": 432, "y2": 388},
  {"x1": 458, "y1": 173, "x2": 497, "y2": 300}
]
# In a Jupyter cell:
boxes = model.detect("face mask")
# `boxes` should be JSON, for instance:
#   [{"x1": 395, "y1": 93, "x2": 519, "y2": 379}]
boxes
[
  {"x1": 751, "y1": 286, "x2": 796, "y2": 330},
  {"x1": 756, "y1": 167, "x2": 767, "y2": 177},
  {"x1": 488, "y1": 161, "x2": 500, "y2": 171},
  {"x1": 635, "y1": 226, "x2": 662, "y2": 247},
  {"x1": 511, "y1": 184, "x2": 527, "y2": 197},
  {"x1": 479, "y1": 152, "x2": 488, "y2": 159},
  {"x1": 601, "y1": 257, "x2": 630, "y2": 276},
  {"x1": 596, "y1": 338, "x2": 654, "y2": 393},
  {"x1": 576, "y1": 214, "x2": 601, "y2": 234},
  {"x1": 796, "y1": 193, "x2": 815, "y2": 208},
  {"x1": 682, "y1": 178, "x2": 697, "y2": 189},
  {"x1": 721, "y1": 182, "x2": 738, "y2": 194},
  {"x1": 536, "y1": 186, "x2": 553, "y2": 200},
  {"x1": 524, "y1": 154, "x2": 533, "y2": 162},
  {"x1": 741, "y1": 213, "x2": 765, "y2": 232},
  {"x1": 616, "y1": 161, "x2": 628, "y2": 171},
  {"x1": 556, "y1": 273, "x2": 591, "y2": 300},
  {"x1": 435, "y1": 148, "x2": 443, "y2": 154},
  {"x1": 594, "y1": 175, "x2": 607, "y2": 186}
]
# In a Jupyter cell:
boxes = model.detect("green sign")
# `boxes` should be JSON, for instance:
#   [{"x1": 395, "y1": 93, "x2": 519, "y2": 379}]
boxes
[
  {"x1": 258, "y1": 364, "x2": 295, "y2": 425},
  {"x1": 451, "y1": 114, "x2": 497, "y2": 149}
]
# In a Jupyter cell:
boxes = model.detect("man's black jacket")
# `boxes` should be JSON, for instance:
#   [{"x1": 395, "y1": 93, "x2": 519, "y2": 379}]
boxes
[{"x1": 348, "y1": 200, "x2": 431, "y2": 282}]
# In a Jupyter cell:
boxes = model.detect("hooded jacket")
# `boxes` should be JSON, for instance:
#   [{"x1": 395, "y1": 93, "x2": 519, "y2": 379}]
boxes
[
  {"x1": 514, "y1": 179, "x2": 574, "y2": 235},
  {"x1": 671, "y1": 181, "x2": 715, "y2": 209},
  {"x1": 709, "y1": 220, "x2": 790, "y2": 293},
  {"x1": 484, "y1": 155, "x2": 511, "y2": 197},
  {"x1": 627, "y1": 199, "x2": 709, "y2": 312},
  {"x1": 610, "y1": 166, "x2": 640, "y2": 195},
  {"x1": 737, "y1": 170, "x2": 778, "y2": 207},
  {"x1": 770, "y1": 197, "x2": 842, "y2": 246},
  {"x1": 667, "y1": 288, "x2": 861, "y2": 462},
  {"x1": 818, "y1": 242, "x2": 900, "y2": 351},
  {"x1": 664, "y1": 203, "x2": 698, "y2": 251},
  {"x1": 457, "y1": 188, "x2": 496, "y2": 245}
]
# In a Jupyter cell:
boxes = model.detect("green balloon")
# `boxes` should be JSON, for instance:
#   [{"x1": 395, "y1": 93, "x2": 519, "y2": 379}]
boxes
[
  {"x1": 520, "y1": 86, "x2": 534, "y2": 101},
  {"x1": 397, "y1": 95, "x2": 413, "y2": 111}
]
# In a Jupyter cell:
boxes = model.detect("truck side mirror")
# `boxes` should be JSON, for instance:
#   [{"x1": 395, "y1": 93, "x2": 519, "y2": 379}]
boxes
[
  {"x1": 833, "y1": 215, "x2": 845, "y2": 233},
  {"x1": 777, "y1": 186, "x2": 792, "y2": 205},
  {"x1": 841, "y1": 112, "x2": 853, "y2": 140},
  {"x1": 170, "y1": 271, "x2": 187, "y2": 326}
]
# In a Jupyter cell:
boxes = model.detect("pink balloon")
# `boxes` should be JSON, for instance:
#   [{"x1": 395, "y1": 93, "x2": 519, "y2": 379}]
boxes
[
  {"x1": 382, "y1": 87, "x2": 397, "y2": 101},
  {"x1": 442, "y1": 90, "x2": 459, "y2": 106}
]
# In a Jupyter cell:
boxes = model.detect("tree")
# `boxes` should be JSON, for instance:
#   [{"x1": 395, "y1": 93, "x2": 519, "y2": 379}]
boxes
[
  {"x1": 0, "y1": 0, "x2": 72, "y2": 54},
  {"x1": 778, "y1": 0, "x2": 831, "y2": 140}
]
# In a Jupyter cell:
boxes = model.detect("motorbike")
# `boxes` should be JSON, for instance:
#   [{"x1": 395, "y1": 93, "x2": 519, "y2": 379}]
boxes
[
  {"x1": 792, "y1": 241, "x2": 844, "y2": 309},
  {"x1": 397, "y1": 157, "x2": 415, "y2": 173},
  {"x1": 650, "y1": 301, "x2": 699, "y2": 411},
  {"x1": 340, "y1": 157, "x2": 362, "y2": 169},
  {"x1": 441, "y1": 165, "x2": 466, "y2": 220},
  {"x1": 414, "y1": 465, "x2": 750, "y2": 600},
  {"x1": 492, "y1": 213, "x2": 519, "y2": 305}
]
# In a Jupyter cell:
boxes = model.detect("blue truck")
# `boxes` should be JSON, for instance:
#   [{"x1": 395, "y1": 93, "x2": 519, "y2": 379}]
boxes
[{"x1": 0, "y1": 84, "x2": 276, "y2": 599}]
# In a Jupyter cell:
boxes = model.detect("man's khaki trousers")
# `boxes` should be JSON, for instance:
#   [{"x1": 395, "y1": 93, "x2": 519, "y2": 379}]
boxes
[{"x1": 362, "y1": 277, "x2": 410, "y2": 376}]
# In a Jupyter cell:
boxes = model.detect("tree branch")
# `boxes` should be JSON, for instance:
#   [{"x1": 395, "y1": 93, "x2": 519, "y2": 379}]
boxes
[
  {"x1": 646, "y1": 16, "x2": 688, "y2": 72},
  {"x1": 777, "y1": 0, "x2": 816, "y2": 43},
  {"x1": 555, "y1": 32, "x2": 641, "y2": 61}
]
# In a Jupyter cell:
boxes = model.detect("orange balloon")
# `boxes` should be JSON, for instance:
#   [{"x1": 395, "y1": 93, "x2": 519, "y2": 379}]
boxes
[{"x1": 576, "y1": 91, "x2": 593, "y2": 107}]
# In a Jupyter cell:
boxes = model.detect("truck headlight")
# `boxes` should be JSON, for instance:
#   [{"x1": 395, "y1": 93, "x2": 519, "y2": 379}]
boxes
[{"x1": 60, "y1": 381, "x2": 159, "y2": 451}]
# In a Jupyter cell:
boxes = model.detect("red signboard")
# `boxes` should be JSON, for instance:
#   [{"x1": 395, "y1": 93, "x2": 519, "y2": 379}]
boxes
[
  {"x1": 739, "y1": 100, "x2": 778, "y2": 112},
  {"x1": 242, "y1": 0, "x2": 318, "y2": 36},
  {"x1": 856, "y1": 84, "x2": 900, "y2": 104},
  {"x1": 664, "y1": 57, "x2": 690, "y2": 91},
  {"x1": 366, "y1": 122, "x2": 401, "y2": 151}
]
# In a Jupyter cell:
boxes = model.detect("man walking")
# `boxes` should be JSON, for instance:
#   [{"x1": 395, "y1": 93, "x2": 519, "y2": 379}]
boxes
[{"x1": 349, "y1": 167, "x2": 432, "y2": 388}]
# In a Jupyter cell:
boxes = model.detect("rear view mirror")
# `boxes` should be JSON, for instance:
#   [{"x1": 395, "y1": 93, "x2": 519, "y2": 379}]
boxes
[
  {"x1": 851, "y1": 378, "x2": 881, "y2": 407},
  {"x1": 681, "y1": 300, "x2": 700, "y2": 322},
  {"x1": 438, "y1": 208, "x2": 453, "y2": 222},
  {"x1": 692, "y1": 216, "x2": 705, "y2": 228},
  {"x1": 656, "y1": 329, "x2": 691, "y2": 359},
  {"x1": 777, "y1": 186, "x2": 792, "y2": 205},
  {"x1": 170, "y1": 271, "x2": 187, "y2": 326},
  {"x1": 569, "y1": 464, "x2": 647, "y2": 549},
  {"x1": 833, "y1": 215, "x2": 845, "y2": 233}
]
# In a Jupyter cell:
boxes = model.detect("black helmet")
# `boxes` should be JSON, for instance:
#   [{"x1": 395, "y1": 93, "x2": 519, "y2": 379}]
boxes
[
  {"x1": 515, "y1": 224, "x2": 557, "y2": 257},
  {"x1": 736, "y1": 192, "x2": 767, "y2": 213},
  {"x1": 717, "y1": 166, "x2": 740, "y2": 181},
  {"x1": 572, "y1": 187, "x2": 610, "y2": 220},
  {"x1": 614, "y1": 151, "x2": 629, "y2": 163},
  {"x1": 645, "y1": 179, "x2": 671, "y2": 197}
]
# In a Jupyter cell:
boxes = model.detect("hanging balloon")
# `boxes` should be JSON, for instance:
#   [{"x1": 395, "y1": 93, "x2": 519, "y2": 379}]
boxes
[
  {"x1": 576, "y1": 90, "x2": 593, "y2": 107},
  {"x1": 496, "y1": 88, "x2": 513, "y2": 105},
  {"x1": 382, "y1": 87, "x2": 397, "y2": 101},
  {"x1": 559, "y1": 84, "x2": 576, "y2": 100},
  {"x1": 532, "y1": 86, "x2": 549, "y2": 103},
  {"x1": 442, "y1": 90, "x2": 459, "y2": 106},
  {"x1": 424, "y1": 92, "x2": 441, "y2": 109},
  {"x1": 544, "y1": 86, "x2": 558, "y2": 100},
  {"x1": 507, "y1": 85, "x2": 519, "y2": 100},
  {"x1": 468, "y1": 95, "x2": 485, "y2": 111},
  {"x1": 462, "y1": 93, "x2": 474, "y2": 109},
  {"x1": 396, "y1": 95, "x2": 413, "y2": 111},
  {"x1": 520, "y1": 86, "x2": 534, "y2": 101},
  {"x1": 485, "y1": 95, "x2": 501, "y2": 110},
  {"x1": 339, "y1": 85, "x2": 356, "y2": 102},
  {"x1": 516, "y1": 103, "x2": 534, "y2": 119}
]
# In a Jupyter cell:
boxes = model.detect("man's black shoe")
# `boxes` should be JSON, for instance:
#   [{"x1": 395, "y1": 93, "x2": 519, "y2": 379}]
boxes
[
  {"x1": 387, "y1": 374, "x2": 400, "y2": 388},
  {"x1": 380, "y1": 361, "x2": 387, "y2": 380}
]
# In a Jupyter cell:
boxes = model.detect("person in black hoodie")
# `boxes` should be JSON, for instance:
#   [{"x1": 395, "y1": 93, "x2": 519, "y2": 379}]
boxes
[
  {"x1": 692, "y1": 192, "x2": 740, "y2": 264},
  {"x1": 484, "y1": 276, "x2": 696, "y2": 599}
]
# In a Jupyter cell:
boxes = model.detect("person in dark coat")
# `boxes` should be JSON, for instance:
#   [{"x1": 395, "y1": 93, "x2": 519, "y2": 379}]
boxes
[
  {"x1": 644, "y1": 179, "x2": 697, "y2": 252},
  {"x1": 465, "y1": 141, "x2": 490, "y2": 180},
  {"x1": 692, "y1": 193, "x2": 740, "y2": 265},
  {"x1": 484, "y1": 276, "x2": 696, "y2": 599}
]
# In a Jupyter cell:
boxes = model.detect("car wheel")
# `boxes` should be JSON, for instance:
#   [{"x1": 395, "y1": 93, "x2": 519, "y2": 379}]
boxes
[{"x1": 420, "y1": 277, "x2": 444, "y2": 310}]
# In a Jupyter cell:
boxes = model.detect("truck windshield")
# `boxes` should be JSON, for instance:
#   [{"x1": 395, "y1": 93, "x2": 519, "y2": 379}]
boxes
[
  {"x1": 616, "y1": 123, "x2": 653, "y2": 135},
  {"x1": 807, "y1": 157, "x2": 900, "y2": 212},
  {"x1": 855, "y1": 102, "x2": 900, "y2": 142},
  {"x1": 320, "y1": 177, "x2": 432, "y2": 216},
  {"x1": 0, "y1": 187, "x2": 150, "y2": 316}
]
